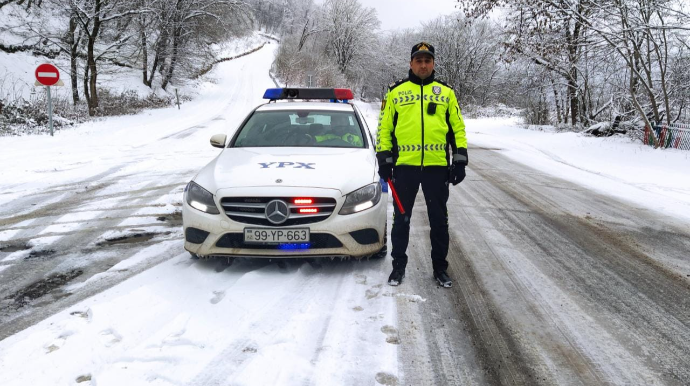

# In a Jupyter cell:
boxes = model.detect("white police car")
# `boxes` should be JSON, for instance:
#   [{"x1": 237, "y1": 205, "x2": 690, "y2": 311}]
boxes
[{"x1": 183, "y1": 88, "x2": 388, "y2": 260}]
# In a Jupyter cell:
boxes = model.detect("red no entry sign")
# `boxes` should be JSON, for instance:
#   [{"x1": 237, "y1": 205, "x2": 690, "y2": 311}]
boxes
[{"x1": 35, "y1": 63, "x2": 60, "y2": 86}]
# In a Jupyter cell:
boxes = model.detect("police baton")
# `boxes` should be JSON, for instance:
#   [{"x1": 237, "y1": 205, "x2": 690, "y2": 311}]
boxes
[{"x1": 387, "y1": 178, "x2": 405, "y2": 215}]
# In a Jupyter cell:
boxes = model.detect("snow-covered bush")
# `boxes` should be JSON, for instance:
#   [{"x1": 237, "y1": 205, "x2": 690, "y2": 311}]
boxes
[
  {"x1": 0, "y1": 88, "x2": 173, "y2": 136},
  {"x1": 463, "y1": 103, "x2": 523, "y2": 119},
  {"x1": 0, "y1": 97, "x2": 76, "y2": 136},
  {"x1": 95, "y1": 89, "x2": 172, "y2": 117},
  {"x1": 582, "y1": 119, "x2": 634, "y2": 137},
  {"x1": 521, "y1": 98, "x2": 550, "y2": 125}
]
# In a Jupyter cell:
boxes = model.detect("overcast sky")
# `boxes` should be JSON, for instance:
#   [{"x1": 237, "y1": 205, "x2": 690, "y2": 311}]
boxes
[
  {"x1": 314, "y1": 0, "x2": 460, "y2": 31},
  {"x1": 362, "y1": 0, "x2": 459, "y2": 30}
]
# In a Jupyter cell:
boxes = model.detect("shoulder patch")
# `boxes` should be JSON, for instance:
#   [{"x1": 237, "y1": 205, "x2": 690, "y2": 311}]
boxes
[
  {"x1": 434, "y1": 79, "x2": 453, "y2": 89},
  {"x1": 388, "y1": 78, "x2": 409, "y2": 92}
]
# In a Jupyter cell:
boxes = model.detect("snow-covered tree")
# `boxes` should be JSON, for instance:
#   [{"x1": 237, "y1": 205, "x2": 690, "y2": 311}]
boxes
[
  {"x1": 321, "y1": 0, "x2": 379, "y2": 75},
  {"x1": 458, "y1": 0, "x2": 690, "y2": 127},
  {"x1": 420, "y1": 15, "x2": 503, "y2": 106}
]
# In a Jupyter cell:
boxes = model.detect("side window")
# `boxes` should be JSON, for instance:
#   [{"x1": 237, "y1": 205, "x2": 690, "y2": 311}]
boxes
[{"x1": 353, "y1": 106, "x2": 373, "y2": 147}]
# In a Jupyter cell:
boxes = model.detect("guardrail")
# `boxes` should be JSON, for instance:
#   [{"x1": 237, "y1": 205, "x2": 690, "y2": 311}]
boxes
[{"x1": 644, "y1": 122, "x2": 690, "y2": 150}]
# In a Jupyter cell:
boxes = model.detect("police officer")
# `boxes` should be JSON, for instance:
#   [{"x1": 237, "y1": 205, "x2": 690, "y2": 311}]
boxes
[{"x1": 376, "y1": 42, "x2": 468, "y2": 288}]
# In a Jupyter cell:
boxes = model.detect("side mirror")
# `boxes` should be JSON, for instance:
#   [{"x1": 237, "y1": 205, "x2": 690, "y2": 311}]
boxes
[{"x1": 210, "y1": 134, "x2": 227, "y2": 148}]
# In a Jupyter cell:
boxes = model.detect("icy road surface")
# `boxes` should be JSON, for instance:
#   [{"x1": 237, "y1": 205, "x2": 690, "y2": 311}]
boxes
[
  {"x1": 0, "y1": 41, "x2": 279, "y2": 341},
  {"x1": 1, "y1": 41, "x2": 690, "y2": 385}
]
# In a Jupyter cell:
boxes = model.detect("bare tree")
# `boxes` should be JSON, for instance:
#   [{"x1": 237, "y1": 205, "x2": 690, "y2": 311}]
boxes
[
  {"x1": 351, "y1": 31, "x2": 411, "y2": 99},
  {"x1": 459, "y1": 0, "x2": 690, "y2": 128},
  {"x1": 18, "y1": 0, "x2": 84, "y2": 104},
  {"x1": 155, "y1": 0, "x2": 252, "y2": 90},
  {"x1": 321, "y1": 0, "x2": 379, "y2": 75},
  {"x1": 66, "y1": 7, "x2": 83, "y2": 104},
  {"x1": 0, "y1": 0, "x2": 42, "y2": 11},
  {"x1": 583, "y1": 0, "x2": 690, "y2": 127},
  {"x1": 245, "y1": 0, "x2": 284, "y2": 34},
  {"x1": 459, "y1": 0, "x2": 599, "y2": 126},
  {"x1": 70, "y1": 0, "x2": 150, "y2": 115},
  {"x1": 420, "y1": 15, "x2": 502, "y2": 106}
]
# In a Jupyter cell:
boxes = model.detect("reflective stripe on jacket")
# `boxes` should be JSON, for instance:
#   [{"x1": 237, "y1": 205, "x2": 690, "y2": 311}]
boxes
[{"x1": 376, "y1": 71, "x2": 467, "y2": 167}]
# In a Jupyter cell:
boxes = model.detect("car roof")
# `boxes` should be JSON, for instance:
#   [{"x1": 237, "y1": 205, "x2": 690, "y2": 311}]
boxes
[{"x1": 255, "y1": 102, "x2": 356, "y2": 112}]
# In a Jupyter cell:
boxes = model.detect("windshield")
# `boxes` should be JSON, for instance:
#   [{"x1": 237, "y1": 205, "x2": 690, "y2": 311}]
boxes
[{"x1": 232, "y1": 110, "x2": 365, "y2": 148}]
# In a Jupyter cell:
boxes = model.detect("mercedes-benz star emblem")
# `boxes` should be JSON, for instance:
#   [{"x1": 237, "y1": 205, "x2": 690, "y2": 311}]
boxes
[{"x1": 265, "y1": 199, "x2": 289, "y2": 224}]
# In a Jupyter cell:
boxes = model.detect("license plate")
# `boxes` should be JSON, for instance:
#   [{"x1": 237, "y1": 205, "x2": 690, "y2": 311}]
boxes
[{"x1": 244, "y1": 228, "x2": 310, "y2": 244}]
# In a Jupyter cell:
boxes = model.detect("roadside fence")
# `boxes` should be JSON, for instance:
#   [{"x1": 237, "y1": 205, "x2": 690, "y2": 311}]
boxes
[{"x1": 644, "y1": 122, "x2": 690, "y2": 150}]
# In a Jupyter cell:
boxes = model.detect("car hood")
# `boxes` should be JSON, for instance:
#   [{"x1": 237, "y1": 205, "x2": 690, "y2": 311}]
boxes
[{"x1": 194, "y1": 147, "x2": 377, "y2": 196}]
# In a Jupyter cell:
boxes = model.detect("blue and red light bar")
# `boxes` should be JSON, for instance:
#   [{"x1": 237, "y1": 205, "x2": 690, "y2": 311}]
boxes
[{"x1": 263, "y1": 88, "x2": 354, "y2": 102}]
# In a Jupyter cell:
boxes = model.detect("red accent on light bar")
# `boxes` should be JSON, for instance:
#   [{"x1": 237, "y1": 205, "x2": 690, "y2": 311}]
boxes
[
  {"x1": 299, "y1": 208, "x2": 319, "y2": 214},
  {"x1": 334, "y1": 88, "x2": 354, "y2": 100},
  {"x1": 294, "y1": 198, "x2": 313, "y2": 205}
]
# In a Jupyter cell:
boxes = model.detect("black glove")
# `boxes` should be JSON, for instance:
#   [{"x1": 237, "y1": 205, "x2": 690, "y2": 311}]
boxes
[
  {"x1": 376, "y1": 151, "x2": 393, "y2": 180},
  {"x1": 449, "y1": 163, "x2": 466, "y2": 185},
  {"x1": 449, "y1": 148, "x2": 468, "y2": 185}
]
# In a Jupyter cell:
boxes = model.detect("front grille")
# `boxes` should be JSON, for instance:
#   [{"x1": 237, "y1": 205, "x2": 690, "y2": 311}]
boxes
[
  {"x1": 216, "y1": 233, "x2": 343, "y2": 249},
  {"x1": 221, "y1": 197, "x2": 337, "y2": 226}
]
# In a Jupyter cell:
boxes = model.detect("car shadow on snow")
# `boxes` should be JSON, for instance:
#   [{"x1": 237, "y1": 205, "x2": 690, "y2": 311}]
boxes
[{"x1": 191, "y1": 255, "x2": 387, "y2": 276}]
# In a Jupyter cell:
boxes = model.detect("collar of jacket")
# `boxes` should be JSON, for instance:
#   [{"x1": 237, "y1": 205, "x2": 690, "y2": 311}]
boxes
[{"x1": 408, "y1": 69, "x2": 436, "y2": 85}]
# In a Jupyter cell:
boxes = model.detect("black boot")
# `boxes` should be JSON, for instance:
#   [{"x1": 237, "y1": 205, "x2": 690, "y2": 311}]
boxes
[
  {"x1": 388, "y1": 268, "x2": 405, "y2": 286},
  {"x1": 434, "y1": 270, "x2": 452, "y2": 288}
]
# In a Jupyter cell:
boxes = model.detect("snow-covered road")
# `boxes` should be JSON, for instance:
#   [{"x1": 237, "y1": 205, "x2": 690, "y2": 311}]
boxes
[
  {"x1": 0, "y1": 41, "x2": 278, "y2": 337},
  {"x1": 0, "y1": 42, "x2": 400, "y2": 386},
  {"x1": 1, "y1": 39, "x2": 690, "y2": 386},
  {"x1": 394, "y1": 148, "x2": 690, "y2": 385},
  {"x1": 1, "y1": 254, "x2": 398, "y2": 385}
]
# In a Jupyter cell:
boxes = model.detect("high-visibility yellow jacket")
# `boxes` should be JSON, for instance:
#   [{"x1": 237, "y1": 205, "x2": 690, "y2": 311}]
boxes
[
  {"x1": 315, "y1": 133, "x2": 363, "y2": 147},
  {"x1": 376, "y1": 71, "x2": 468, "y2": 167}
]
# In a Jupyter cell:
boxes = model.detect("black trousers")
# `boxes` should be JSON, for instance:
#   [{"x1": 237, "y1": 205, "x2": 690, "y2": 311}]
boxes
[{"x1": 390, "y1": 165, "x2": 450, "y2": 272}]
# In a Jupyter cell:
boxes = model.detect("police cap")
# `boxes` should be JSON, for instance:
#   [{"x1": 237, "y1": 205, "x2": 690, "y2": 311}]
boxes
[{"x1": 411, "y1": 42, "x2": 435, "y2": 59}]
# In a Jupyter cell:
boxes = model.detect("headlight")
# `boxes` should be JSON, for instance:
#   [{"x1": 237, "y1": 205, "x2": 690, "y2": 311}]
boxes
[
  {"x1": 185, "y1": 181, "x2": 220, "y2": 214},
  {"x1": 339, "y1": 182, "x2": 381, "y2": 215}
]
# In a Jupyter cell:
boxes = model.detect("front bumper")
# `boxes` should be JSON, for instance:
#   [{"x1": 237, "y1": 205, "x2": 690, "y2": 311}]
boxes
[{"x1": 182, "y1": 186, "x2": 387, "y2": 259}]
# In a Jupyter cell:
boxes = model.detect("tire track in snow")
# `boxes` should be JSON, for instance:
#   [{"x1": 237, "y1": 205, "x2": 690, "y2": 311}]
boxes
[
  {"x1": 186, "y1": 262, "x2": 327, "y2": 385},
  {"x1": 187, "y1": 259, "x2": 392, "y2": 386},
  {"x1": 158, "y1": 47, "x2": 261, "y2": 145},
  {"x1": 0, "y1": 177, "x2": 187, "y2": 339},
  {"x1": 432, "y1": 148, "x2": 690, "y2": 385},
  {"x1": 400, "y1": 211, "x2": 535, "y2": 386},
  {"x1": 0, "y1": 42, "x2": 279, "y2": 342}
]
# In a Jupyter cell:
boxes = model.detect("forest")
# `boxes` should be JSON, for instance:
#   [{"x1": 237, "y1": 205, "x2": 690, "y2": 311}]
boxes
[{"x1": 1, "y1": 0, "x2": 689, "y2": 133}]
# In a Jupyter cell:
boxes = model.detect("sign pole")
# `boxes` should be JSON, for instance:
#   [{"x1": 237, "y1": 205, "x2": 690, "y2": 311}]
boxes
[{"x1": 47, "y1": 86, "x2": 54, "y2": 136}]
